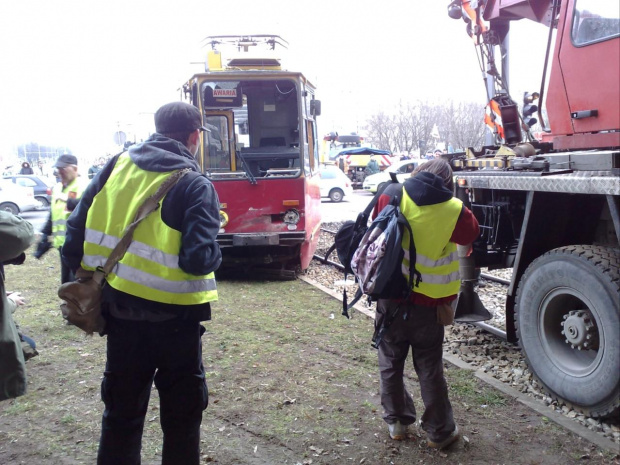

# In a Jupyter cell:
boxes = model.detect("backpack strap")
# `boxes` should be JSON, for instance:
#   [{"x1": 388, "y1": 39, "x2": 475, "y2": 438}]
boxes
[
  {"x1": 362, "y1": 176, "x2": 394, "y2": 217},
  {"x1": 323, "y1": 242, "x2": 337, "y2": 263},
  {"x1": 342, "y1": 286, "x2": 363, "y2": 319}
]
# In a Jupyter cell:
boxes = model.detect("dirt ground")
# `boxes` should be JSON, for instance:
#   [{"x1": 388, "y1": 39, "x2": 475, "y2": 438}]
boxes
[{"x1": 1, "y1": 254, "x2": 619, "y2": 464}]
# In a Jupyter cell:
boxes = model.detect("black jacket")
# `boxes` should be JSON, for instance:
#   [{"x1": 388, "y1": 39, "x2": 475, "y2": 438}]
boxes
[{"x1": 63, "y1": 134, "x2": 222, "y2": 320}]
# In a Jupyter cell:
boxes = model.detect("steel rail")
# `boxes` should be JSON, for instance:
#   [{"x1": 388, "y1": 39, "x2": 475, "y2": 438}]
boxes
[{"x1": 480, "y1": 272, "x2": 511, "y2": 286}]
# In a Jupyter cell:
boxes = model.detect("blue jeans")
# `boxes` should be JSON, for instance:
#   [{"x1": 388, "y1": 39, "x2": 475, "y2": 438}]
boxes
[
  {"x1": 376, "y1": 300, "x2": 456, "y2": 442},
  {"x1": 97, "y1": 317, "x2": 208, "y2": 465}
]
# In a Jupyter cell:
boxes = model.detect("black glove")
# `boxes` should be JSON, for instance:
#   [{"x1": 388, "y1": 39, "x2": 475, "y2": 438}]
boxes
[{"x1": 34, "y1": 237, "x2": 53, "y2": 259}]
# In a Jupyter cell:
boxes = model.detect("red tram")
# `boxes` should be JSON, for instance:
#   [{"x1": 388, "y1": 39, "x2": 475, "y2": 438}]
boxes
[{"x1": 182, "y1": 35, "x2": 322, "y2": 278}]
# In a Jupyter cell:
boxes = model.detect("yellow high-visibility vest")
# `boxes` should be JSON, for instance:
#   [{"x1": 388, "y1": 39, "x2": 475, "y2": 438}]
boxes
[
  {"x1": 400, "y1": 191, "x2": 463, "y2": 299},
  {"x1": 81, "y1": 154, "x2": 217, "y2": 305},
  {"x1": 51, "y1": 178, "x2": 86, "y2": 248}
]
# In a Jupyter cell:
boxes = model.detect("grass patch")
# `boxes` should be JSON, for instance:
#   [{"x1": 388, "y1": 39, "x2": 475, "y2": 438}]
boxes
[
  {"x1": 3, "y1": 400, "x2": 35, "y2": 415},
  {"x1": 447, "y1": 367, "x2": 507, "y2": 408},
  {"x1": 2, "y1": 251, "x2": 616, "y2": 464}
]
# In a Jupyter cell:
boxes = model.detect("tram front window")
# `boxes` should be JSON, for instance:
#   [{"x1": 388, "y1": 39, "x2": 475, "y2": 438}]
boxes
[{"x1": 202, "y1": 78, "x2": 302, "y2": 179}]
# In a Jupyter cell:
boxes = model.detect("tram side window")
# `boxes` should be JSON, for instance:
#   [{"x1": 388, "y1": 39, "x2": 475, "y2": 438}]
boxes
[
  {"x1": 306, "y1": 119, "x2": 316, "y2": 173},
  {"x1": 205, "y1": 115, "x2": 231, "y2": 170},
  {"x1": 234, "y1": 96, "x2": 249, "y2": 148}
]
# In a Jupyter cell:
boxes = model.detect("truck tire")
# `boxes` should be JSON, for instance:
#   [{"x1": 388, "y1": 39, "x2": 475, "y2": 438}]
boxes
[{"x1": 515, "y1": 245, "x2": 620, "y2": 419}]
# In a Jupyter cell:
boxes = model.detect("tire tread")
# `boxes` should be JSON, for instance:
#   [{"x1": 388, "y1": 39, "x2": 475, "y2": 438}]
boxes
[{"x1": 514, "y1": 245, "x2": 620, "y2": 419}]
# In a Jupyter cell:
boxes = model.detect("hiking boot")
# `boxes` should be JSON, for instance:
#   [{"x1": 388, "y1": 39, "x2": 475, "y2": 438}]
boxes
[
  {"x1": 388, "y1": 421, "x2": 408, "y2": 440},
  {"x1": 427, "y1": 426, "x2": 459, "y2": 450}
]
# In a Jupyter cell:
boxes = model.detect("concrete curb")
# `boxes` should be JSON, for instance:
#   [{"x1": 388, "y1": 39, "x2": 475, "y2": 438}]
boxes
[
  {"x1": 300, "y1": 276, "x2": 620, "y2": 455},
  {"x1": 443, "y1": 354, "x2": 620, "y2": 455}
]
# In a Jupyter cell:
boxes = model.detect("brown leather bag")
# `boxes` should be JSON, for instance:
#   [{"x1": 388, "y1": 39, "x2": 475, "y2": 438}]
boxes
[
  {"x1": 57, "y1": 168, "x2": 191, "y2": 335},
  {"x1": 59, "y1": 268, "x2": 106, "y2": 335}
]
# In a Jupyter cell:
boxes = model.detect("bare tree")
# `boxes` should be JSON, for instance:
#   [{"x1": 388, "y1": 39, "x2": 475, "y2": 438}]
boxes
[
  {"x1": 436, "y1": 101, "x2": 486, "y2": 150},
  {"x1": 364, "y1": 111, "x2": 397, "y2": 152},
  {"x1": 364, "y1": 100, "x2": 486, "y2": 153}
]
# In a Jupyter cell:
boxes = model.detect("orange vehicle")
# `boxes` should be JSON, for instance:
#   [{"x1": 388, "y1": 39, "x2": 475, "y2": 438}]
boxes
[
  {"x1": 181, "y1": 35, "x2": 322, "y2": 278},
  {"x1": 446, "y1": 0, "x2": 619, "y2": 418}
]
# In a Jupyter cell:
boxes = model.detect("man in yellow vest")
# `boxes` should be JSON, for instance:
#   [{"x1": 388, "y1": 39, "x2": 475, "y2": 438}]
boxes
[
  {"x1": 371, "y1": 158, "x2": 480, "y2": 450},
  {"x1": 62, "y1": 102, "x2": 222, "y2": 465},
  {"x1": 34, "y1": 154, "x2": 86, "y2": 284}
]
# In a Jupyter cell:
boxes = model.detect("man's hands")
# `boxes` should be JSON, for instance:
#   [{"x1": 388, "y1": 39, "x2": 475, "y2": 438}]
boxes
[{"x1": 7, "y1": 292, "x2": 25, "y2": 307}]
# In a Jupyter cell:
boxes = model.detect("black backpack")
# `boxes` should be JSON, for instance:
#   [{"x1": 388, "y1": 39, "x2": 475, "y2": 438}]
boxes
[
  {"x1": 350, "y1": 202, "x2": 415, "y2": 301},
  {"x1": 324, "y1": 175, "x2": 419, "y2": 318}
]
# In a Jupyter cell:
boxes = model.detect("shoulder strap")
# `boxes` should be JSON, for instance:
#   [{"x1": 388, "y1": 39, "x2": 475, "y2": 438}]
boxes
[
  {"x1": 361, "y1": 178, "x2": 392, "y2": 218},
  {"x1": 323, "y1": 242, "x2": 337, "y2": 263},
  {"x1": 97, "y1": 168, "x2": 192, "y2": 279}
]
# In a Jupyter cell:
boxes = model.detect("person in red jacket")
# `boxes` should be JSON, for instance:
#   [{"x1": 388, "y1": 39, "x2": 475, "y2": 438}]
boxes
[{"x1": 372, "y1": 158, "x2": 479, "y2": 450}]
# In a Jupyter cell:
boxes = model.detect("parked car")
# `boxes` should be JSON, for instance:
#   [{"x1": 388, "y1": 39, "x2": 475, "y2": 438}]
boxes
[
  {"x1": 3, "y1": 174, "x2": 55, "y2": 209},
  {"x1": 319, "y1": 165, "x2": 353, "y2": 202},
  {"x1": 0, "y1": 179, "x2": 39, "y2": 214},
  {"x1": 362, "y1": 159, "x2": 425, "y2": 193}
]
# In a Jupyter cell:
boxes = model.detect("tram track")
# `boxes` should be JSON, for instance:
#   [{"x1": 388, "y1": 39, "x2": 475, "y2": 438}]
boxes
[{"x1": 306, "y1": 223, "x2": 620, "y2": 446}]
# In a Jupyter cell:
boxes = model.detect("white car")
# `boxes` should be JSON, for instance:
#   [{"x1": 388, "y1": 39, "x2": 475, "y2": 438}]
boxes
[
  {"x1": 319, "y1": 165, "x2": 353, "y2": 202},
  {"x1": 362, "y1": 159, "x2": 425, "y2": 193},
  {"x1": 0, "y1": 179, "x2": 39, "y2": 215}
]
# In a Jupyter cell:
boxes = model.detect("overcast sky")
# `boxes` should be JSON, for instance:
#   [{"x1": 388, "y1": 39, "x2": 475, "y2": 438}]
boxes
[{"x1": 0, "y1": 0, "x2": 549, "y2": 160}]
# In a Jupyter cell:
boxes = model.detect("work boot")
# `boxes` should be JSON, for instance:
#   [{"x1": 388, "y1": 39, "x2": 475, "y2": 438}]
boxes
[
  {"x1": 21, "y1": 341, "x2": 39, "y2": 361},
  {"x1": 427, "y1": 425, "x2": 459, "y2": 450},
  {"x1": 387, "y1": 421, "x2": 408, "y2": 440}
]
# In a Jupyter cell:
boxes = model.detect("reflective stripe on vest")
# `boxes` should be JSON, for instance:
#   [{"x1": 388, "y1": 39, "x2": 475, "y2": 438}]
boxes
[
  {"x1": 81, "y1": 153, "x2": 217, "y2": 305},
  {"x1": 82, "y1": 254, "x2": 216, "y2": 294},
  {"x1": 51, "y1": 178, "x2": 85, "y2": 248},
  {"x1": 400, "y1": 192, "x2": 463, "y2": 299}
]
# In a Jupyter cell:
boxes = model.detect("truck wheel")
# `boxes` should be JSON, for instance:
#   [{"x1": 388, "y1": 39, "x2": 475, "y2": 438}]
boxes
[
  {"x1": 0, "y1": 202, "x2": 19, "y2": 215},
  {"x1": 515, "y1": 245, "x2": 620, "y2": 418},
  {"x1": 329, "y1": 188, "x2": 344, "y2": 202}
]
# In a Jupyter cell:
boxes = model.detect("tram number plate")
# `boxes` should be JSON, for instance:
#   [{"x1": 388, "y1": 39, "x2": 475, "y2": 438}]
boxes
[{"x1": 233, "y1": 234, "x2": 280, "y2": 246}]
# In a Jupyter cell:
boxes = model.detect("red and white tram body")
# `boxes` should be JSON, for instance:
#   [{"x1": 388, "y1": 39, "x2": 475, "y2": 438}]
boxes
[{"x1": 182, "y1": 36, "x2": 322, "y2": 277}]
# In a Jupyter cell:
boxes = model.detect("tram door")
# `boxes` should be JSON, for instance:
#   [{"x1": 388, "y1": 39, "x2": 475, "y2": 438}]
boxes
[{"x1": 203, "y1": 111, "x2": 234, "y2": 171}]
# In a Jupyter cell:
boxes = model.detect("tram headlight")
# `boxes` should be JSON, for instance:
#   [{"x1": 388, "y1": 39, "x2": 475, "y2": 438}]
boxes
[
  {"x1": 282, "y1": 208, "x2": 300, "y2": 225},
  {"x1": 219, "y1": 210, "x2": 229, "y2": 227}
]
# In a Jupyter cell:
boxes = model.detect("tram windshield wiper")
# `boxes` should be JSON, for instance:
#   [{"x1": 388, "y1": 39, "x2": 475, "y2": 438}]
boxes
[{"x1": 236, "y1": 151, "x2": 257, "y2": 185}]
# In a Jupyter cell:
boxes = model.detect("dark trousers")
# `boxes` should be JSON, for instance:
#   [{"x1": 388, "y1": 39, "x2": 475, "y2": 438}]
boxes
[
  {"x1": 58, "y1": 246, "x2": 75, "y2": 284},
  {"x1": 97, "y1": 317, "x2": 208, "y2": 465},
  {"x1": 376, "y1": 299, "x2": 455, "y2": 442}
]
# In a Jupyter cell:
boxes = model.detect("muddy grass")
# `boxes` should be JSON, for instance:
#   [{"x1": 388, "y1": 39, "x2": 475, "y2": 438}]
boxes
[{"x1": 1, "y1": 252, "x2": 618, "y2": 464}]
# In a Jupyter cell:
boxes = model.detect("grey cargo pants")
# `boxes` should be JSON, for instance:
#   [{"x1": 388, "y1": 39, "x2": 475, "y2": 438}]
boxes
[{"x1": 376, "y1": 299, "x2": 456, "y2": 442}]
